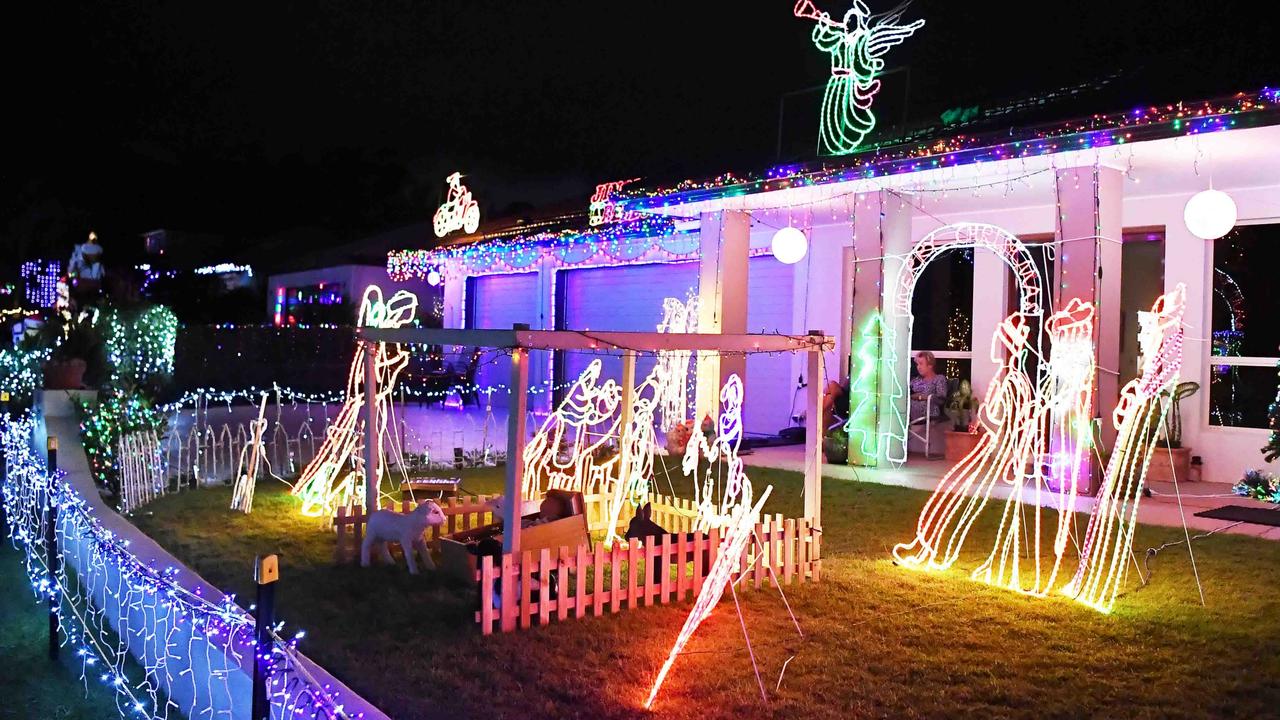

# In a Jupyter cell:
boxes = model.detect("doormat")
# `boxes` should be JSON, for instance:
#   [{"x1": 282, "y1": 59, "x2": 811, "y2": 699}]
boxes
[{"x1": 1194, "y1": 505, "x2": 1280, "y2": 527}]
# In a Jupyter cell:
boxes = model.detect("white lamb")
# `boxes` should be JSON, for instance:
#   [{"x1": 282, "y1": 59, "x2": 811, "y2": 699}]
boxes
[{"x1": 361, "y1": 501, "x2": 447, "y2": 574}]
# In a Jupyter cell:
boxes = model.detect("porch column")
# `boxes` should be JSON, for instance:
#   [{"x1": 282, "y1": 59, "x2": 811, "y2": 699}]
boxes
[
  {"x1": 970, "y1": 250, "x2": 1011, "y2": 399},
  {"x1": 442, "y1": 268, "x2": 465, "y2": 329},
  {"x1": 1163, "y1": 220, "x2": 1209, "y2": 456},
  {"x1": 695, "y1": 210, "x2": 750, "y2": 421},
  {"x1": 846, "y1": 192, "x2": 887, "y2": 466},
  {"x1": 362, "y1": 340, "x2": 379, "y2": 510},
  {"x1": 531, "y1": 257, "x2": 557, "y2": 412},
  {"x1": 877, "y1": 192, "x2": 916, "y2": 464},
  {"x1": 1055, "y1": 164, "x2": 1123, "y2": 489}
]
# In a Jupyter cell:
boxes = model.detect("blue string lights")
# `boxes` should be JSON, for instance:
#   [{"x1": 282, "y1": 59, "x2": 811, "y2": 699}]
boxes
[
  {"x1": 21, "y1": 259, "x2": 62, "y2": 308},
  {"x1": 1, "y1": 413, "x2": 361, "y2": 719}
]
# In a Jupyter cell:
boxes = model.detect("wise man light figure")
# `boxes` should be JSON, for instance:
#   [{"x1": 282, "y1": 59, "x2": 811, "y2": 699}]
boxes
[{"x1": 794, "y1": 0, "x2": 924, "y2": 155}]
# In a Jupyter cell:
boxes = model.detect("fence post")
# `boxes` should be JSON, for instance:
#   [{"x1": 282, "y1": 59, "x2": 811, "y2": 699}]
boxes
[
  {"x1": 252, "y1": 554, "x2": 279, "y2": 720},
  {"x1": 46, "y1": 435, "x2": 60, "y2": 660}
]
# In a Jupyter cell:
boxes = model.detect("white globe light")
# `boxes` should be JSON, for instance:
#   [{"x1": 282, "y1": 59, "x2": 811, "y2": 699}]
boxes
[
  {"x1": 1183, "y1": 189, "x2": 1237, "y2": 240},
  {"x1": 771, "y1": 227, "x2": 808, "y2": 264},
  {"x1": 426, "y1": 269, "x2": 442, "y2": 287}
]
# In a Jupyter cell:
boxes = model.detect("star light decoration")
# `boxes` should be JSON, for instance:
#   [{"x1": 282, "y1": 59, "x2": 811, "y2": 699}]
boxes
[
  {"x1": 1, "y1": 414, "x2": 358, "y2": 719},
  {"x1": 646, "y1": 373, "x2": 774, "y2": 708},
  {"x1": 292, "y1": 285, "x2": 417, "y2": 517}
]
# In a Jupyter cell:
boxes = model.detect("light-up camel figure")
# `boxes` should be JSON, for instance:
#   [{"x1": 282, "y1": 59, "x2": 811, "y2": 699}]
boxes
[
  {"x1": 646, "y1": 374, "x2": 774, "y2": 708},
  {"x1": 893, "y1": 313, "x2": 1035, "y2": 571},
  {"x1": 1065, "y1": 285, "x2": 1186, "y2": 613},
  {"x1": 521, "y1": 359, "x2": 623, "y2": 500},
  {"x1": 972, "y1": 299, "x2": 1097, "y2": 595},
  {"x1": 794, "y1": 0, "x2": 925, "y2": 155},
  {"x1": 291, "y1": 286, "x2": 417, "y2": 517}
]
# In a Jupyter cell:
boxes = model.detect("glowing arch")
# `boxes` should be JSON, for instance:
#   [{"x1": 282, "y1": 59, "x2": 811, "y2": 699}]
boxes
[{"x1": 881, "y1": 223, "x2": 1046, "y2": 463}]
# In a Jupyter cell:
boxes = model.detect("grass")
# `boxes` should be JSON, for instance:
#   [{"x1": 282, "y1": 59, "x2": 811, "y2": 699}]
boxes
[
  {"x1": 0, "y1": 542, "x2": 130, "y2": 720},
  {"x1": 128, "y1": 464, "x2": 1280, "y2": 720}
]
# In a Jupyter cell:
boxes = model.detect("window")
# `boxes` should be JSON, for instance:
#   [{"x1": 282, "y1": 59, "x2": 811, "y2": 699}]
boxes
[
  {"x1": 1210, "y1": 223, "x2": 1280, "y2": 428},
  {"x1": 275, "y1": 283, "x2": 347, "y2": 326},
  {"x1": 910, "y1": 248, "x2": 973, "y2": 383}
]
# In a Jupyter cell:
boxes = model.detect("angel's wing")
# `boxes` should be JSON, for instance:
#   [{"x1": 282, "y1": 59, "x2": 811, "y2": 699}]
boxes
[{"x1": 866, "y1": 18, "x2": 924, "y2": 58}]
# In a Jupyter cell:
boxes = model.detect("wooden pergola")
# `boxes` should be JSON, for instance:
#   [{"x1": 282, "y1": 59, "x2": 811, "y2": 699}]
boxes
[{"x1": 357, "y1": 325, "x2": 834, "y2": 554}]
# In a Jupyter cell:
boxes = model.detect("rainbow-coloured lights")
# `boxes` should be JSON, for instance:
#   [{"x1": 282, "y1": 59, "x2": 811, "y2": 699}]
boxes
[
  {"x1": 622, "y1": 88, "x2": 1280, "y2": 212},
  {"x1": 1065, "y1": 285, "x2": 1186, "y2": 613},
  {"x1": 795, "y1": 0, "x2": 925, "y2": 155},
  {"x1": 387, "y1": 216, "x2": 688, "y2": 280},
  {"x1": 2, "y1": 414, "x2": 361, "y2": 719},
  {"x1": 588, "y1": 179, "x2": 641, "y2": 226}
]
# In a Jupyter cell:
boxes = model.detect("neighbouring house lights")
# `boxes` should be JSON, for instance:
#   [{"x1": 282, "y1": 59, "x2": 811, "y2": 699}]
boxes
[
  {"x1": 1183, "y1": 187, "x2": 1237, "y2": 240},
  {"x1": 771, "y1": 226, "x2": 809, "y2": 264}
]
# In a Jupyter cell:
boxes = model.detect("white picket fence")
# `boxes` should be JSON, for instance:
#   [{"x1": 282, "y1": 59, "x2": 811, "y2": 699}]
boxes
[
  {"x1": 160, "y1": 416, "x2": 329, "y2": 487},
  {"x1": 116, "y1": 430, "x2": 166, "y2": 514}
]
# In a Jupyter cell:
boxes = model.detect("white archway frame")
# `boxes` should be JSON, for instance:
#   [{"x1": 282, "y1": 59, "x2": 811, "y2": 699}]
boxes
[{"x1": 880, "y1": 223, "x2": 1046, "y2": 463}]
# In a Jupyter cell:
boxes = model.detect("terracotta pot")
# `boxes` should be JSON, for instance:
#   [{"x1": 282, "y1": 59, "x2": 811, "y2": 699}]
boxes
[
  {"x1": 1146, "y1": 446, "x2": 1192, "y2": 483},
  {"x1": 43, "y1": 359, "x2": 87, "y2": 390},
  {"x1": 944, "y1": 429, "x2": 983, "y2": 463}
]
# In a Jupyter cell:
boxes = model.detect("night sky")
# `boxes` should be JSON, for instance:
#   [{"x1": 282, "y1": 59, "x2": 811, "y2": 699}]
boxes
[{"x1": 4, "y1": 1, "x2": 1274, "y2": 265}]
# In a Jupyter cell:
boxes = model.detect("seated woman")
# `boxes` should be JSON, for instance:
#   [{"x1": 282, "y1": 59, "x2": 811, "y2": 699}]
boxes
[
  {"x1": 909, "y1": 351, "x2": 948, "y2": 424},
  {"x1": 822, "y1": 377, "x2": 850, "y2": 431}
]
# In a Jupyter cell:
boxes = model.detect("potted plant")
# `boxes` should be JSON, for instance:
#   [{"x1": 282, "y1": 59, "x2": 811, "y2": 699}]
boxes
[
  {"x1": 1147, "y1": 381, "x2": 1200, "y2": 483},
  {"x1": 41, "y1": 314, "x2": 101, "y2": 390},
  {"x1": 822, "y1": 427, "x2": 848, "y2": 465},
  {"x1": 944, "y1": 379, "x2": 982, "y2": 462}
]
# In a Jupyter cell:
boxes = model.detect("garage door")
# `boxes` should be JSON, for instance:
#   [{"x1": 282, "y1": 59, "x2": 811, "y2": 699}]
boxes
[
  {"x1": 467, "y1": 272, "x2": 538, "y2": 405},
  {"x1": 558, "y1": 257, "x2": 795, "y2": 437},
  {"x1": 559, "y1": 261, "x2": 700, "y2": 407}
]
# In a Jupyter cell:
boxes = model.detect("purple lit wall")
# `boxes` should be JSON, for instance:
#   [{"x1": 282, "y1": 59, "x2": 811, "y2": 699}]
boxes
[{"x1": 469, "y1": 272, "x2": 539, "y2": 405}]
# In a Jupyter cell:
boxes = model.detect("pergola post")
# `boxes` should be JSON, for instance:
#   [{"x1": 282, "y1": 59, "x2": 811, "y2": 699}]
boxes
[
  {"x1": 503, "y1": 344, "x2": 529, "y2": 555},
  {"x1": 804, "y1": 343, "x2": 824, "y2": 528},
  {"x1": 362, "y1": 339, "x2": 379, "y2": 511}
]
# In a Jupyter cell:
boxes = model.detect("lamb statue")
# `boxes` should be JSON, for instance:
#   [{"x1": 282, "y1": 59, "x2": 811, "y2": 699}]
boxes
[{"x1": 361, "y1": 501, "x2": 447, "y2": 574}]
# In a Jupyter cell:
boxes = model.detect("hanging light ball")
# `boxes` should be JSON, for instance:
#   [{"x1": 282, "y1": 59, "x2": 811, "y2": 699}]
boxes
[
  {"x1": 426, "y1": 269, "x2": 442, "y2": 286},
  {"x1": 771, "y1": 227, "x2": 808, "y2": 264},
  {"x1": 1183, "y1": 189, "x2": 1237, "y2": 240}
]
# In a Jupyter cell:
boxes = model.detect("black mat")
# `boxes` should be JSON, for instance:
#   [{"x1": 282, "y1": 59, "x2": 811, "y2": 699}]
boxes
[{"x1": 1194, "y1": 504, "x2": 1280, "y2": 527}]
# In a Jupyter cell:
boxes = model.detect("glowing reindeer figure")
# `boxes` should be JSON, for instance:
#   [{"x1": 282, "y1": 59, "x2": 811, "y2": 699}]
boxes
[
  {"x1": 646, "y1": 374, "x2": 773, "y2": 708},
  {"x1": 893, "y1": 313, "x2": 1036, "y2": 571},
  {"x1": 521, "y1": 359, "x2": 623, "y2": 500},
  {"x1": 291, "y1": 286, "x2": 417, "y2": 517},
  {"x1": 1065, "y1": 285, "x2": 1186, "y2": 613},
  {"x1": 973, "y1": 299, "x2": 1097, "y2": 595}
]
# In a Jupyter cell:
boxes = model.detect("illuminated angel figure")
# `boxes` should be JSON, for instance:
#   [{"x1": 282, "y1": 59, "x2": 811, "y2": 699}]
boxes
[
  {"x1": 1065, "y1": 285, "x2": 1186, "y2": 613},
  {"x1": 893, "y1": 313, "x2": 1035, "y2": 571},
  {"x1": 521, "y1": 359, "x2": 622, "y2": 499},
  {"x1": 973, "y1": 299, "x2": 1096, "y2": 595},
  {"x1": 794, "y1": 0, "x2": 925, "y2": 155},
  {"x1": 603, "y1": 365, "x2": 666, "y2": 544},
  {"x1": 291, "y1": 286, "x2": 417, "y2": 517}
]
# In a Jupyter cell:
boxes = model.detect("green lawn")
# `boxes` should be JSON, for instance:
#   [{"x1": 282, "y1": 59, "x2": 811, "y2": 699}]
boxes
[
  {"x1": 0, "y1": 542, "x2": 129, "y2": 720},
  {"x1": 128, "y1": 464, "x2": 1280, "y2": 720}
]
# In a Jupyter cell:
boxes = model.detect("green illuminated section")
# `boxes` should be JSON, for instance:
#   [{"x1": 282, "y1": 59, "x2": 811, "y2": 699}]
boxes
[{"x1": 845, "y1": 312, "x2": 885, "y2": 466}]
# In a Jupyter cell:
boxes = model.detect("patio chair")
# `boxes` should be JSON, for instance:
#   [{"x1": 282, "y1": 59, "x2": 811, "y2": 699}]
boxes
[{"x1": 906, "y1": 395, "x2": 947, "y2": 460}]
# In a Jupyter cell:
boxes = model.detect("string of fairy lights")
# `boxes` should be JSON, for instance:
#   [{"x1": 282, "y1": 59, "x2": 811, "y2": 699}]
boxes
[{"x1": 1, "y1": 413, "x2": 359, "y2": 719}]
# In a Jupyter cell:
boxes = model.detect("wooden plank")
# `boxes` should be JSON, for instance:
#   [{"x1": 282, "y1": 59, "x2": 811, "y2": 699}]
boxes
[
  {"x1": 480, "y1": 555, "x2": 495, "y2": 635},
  {"x1": 627, "y1": 539, "x2": 640, "y2": 610},
  {"x1": 520, "y1": 551, "x2": 534, "y2": 630},
  {"x1": 610, "y1": 542, "x2": 622, "y2": 614},
  {"x1": 677, "y1": 533, "x2": 690, "y2": 601},
  {"x1": 754, "y1": 521, "x2": 766, "y2": 589},
  {"x1": 575, "y1": 544, "x2": 588, "y2": 620},
  {"x1": 360, "y1": 326, "x2": 833, "y2": 354},
  {"x1": 784, "y1": 518, "x2": 796, "y2": 585},
  {"x1": 642, "y1": 538, "x2": 656, "y2": 607},
  {"x1": 660, "y1": 535, "x2": 672, "y2": 604},
  {"x1": 812, "y1": 519, "x2": 821, "y2": 582},
  {"x1": 538, "y1": 548, "x2": 552, "y2": 626},
  {"x1": 500, "y1": 553, "x2": 517, "y2": 632},
  {"x1": 557, "y1": 547, "x2": 570, "y2": 622},
  {"x1": 593, "y1": 543, "x2": 606, "y2": 616},
  {"x1": 693, "y1": 530, "x2": 706, "y2": 595}
]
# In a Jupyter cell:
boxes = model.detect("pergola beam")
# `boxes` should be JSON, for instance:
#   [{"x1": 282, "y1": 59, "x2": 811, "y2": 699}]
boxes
[{"x1": 357, "y1": 327, "x2": 833, "y2": 354}]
